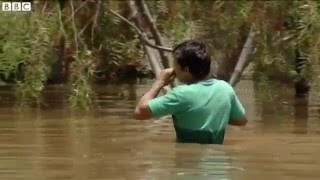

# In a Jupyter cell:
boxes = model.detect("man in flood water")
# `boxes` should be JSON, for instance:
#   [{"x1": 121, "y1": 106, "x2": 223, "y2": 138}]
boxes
[{"x1": 134, "y1": 40, "x2": 247, "y2": 144}]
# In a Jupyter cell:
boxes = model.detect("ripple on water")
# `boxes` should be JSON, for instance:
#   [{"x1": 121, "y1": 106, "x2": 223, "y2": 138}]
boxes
[{"x1": 0, "y1": 81, "x2": 319, "y2": 180}]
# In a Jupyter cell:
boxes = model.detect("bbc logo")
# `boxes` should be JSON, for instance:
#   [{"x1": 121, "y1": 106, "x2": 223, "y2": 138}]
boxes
[{"x1": 1, "y1": 2, "x2": 32, "y2": 12}]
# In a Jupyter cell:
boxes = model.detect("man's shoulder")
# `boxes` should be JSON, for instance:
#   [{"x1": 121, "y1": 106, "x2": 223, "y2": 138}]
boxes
[
  {"x1": 214, "y1": 79, "x2": 234, "y2": 91},
  {"x1": 214, "y1": 79, "x2": 231, "y2": 86},
  {"x1": 169, "y1": 79, "x2": 234, "y2": 94},
  {"x1": 169, "y1": 84, "x2": 189, "y2": 94}
]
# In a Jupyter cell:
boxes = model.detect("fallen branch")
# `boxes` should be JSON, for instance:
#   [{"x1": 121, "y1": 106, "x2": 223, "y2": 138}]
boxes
[
  {"x1": 229, "y1": 27, "x2": 256, "y2": 87},
  {"x1": 108, "y1": 8, "x2": 173, "y2": 52}
]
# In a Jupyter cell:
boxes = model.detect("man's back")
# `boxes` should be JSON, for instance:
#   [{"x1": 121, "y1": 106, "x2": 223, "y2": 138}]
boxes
[
  {"x1": 148, "y1": 79, "x2": 245, "y2": 144},
  {"x1": 135, "y1": 40, "x2": 246, "y2": 144}
]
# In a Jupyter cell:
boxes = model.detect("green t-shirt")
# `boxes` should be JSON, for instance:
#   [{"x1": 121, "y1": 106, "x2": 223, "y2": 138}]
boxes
[{"x1": 147, "y1": 79, "x2": 245, "y2": 144}]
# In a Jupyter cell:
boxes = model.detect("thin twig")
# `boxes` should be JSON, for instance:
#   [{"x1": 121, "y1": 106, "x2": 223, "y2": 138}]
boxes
[
  {"x1": 58, "y1": 4, "x2": 68, "y2": 40},
  {"x1": 78, "y1": 15, "x2": 96, "y2": 37},
  {"x1": 65, "y1": 0, "x2": 93, "y2": 23},
  {"x1": 77, "y1": 0, "x2": 101, "y2": 44},
  {"x1": 137, "y1": 0, "x2": 170, "y2": 68},
  {"x1": 91, "y1": 0, "x2": 101, "y2": 46},
  {"x1": 108, "y1": 9, "x2": 173, "y2": 52},
  {"x1": 70, "y1": 0, "x2": 79, "y2": 57},
  {"x1": 127, "y1": 0, "x2": 171, "y2": 93},
  {"x1": 108, "y1": 9, "x2": 142, "y2": 38},
  {"x1": 41, "y1": 1, "x2": 48, "y2": 14}
]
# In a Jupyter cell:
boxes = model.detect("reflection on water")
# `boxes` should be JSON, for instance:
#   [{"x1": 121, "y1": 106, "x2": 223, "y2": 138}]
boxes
[{"x1": 0, "y1": 79, "x2": 319, "y2": 180}]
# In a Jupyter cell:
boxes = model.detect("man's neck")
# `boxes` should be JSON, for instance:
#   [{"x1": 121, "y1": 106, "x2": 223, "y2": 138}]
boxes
[{"x1": 187, "y1": 76, "x2": 211, "y2": 84}]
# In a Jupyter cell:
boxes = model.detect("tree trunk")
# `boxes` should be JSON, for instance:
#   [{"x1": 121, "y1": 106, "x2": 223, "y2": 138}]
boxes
[
  {"x1": 127, "y1": 0, "x2": 171, "y2": 93},
  {"x1": 217, "y1": 24, "x2": 248, "y2": 82},
  {"x1": 229, "y1": 27, "x2": 256, "y2": 87},
  {"x1": 136, "y1": 0, "x2": 170, "y2": 69},
  {"x1": 293, "y1": 97, "x2": 309, "y2": 134}
]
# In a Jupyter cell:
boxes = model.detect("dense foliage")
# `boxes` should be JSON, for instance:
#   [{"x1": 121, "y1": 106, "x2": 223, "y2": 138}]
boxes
[{"x1": 0, "y1": 0, "x2": 319, "y2": 108}]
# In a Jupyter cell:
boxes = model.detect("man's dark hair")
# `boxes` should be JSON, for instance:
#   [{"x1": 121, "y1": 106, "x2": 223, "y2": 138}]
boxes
[{"x1": 173, "y1": 40, "x2": 211, "y2": 79}]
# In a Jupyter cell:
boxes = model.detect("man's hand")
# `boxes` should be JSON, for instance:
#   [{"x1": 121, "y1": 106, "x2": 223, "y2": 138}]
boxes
[
  {"x1": 156, "y1": 68, "x2": 176, "y2": 88},
  {"x1": 134, "y1": 68, "x2": 175, "y2": 120}
]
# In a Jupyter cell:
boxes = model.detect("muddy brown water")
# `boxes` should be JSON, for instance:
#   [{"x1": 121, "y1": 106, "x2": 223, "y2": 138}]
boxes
[{"x1": 0, "y1": 79, "x2": 319, "y2": 180}]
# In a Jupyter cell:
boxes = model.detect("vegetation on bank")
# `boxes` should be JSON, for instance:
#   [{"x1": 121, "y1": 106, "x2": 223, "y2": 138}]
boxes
[{"x1": 0, "y1": 0, "x2": 319, "y2": 108}]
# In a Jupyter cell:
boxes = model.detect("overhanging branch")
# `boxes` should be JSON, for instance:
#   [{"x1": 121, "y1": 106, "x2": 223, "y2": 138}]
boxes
[
  {"x1": 136, "y1": 0, "x2": 170, "y2": 68},
  {"x1": 108, "y1": 9, "x2": 173, "y2": 52}
]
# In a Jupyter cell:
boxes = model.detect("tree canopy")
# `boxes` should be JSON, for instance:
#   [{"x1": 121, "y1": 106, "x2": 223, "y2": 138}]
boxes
[{"x1": 0, "y1": 0, "x2": 319, "y2": 108}]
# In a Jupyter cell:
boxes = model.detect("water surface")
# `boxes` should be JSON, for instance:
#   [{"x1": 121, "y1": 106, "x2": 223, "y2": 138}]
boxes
[{"x1": 0, "y1": 80, "x2": 319, "y2": 180}]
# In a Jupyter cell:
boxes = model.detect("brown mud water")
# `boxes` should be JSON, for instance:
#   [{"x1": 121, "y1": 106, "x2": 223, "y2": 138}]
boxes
[{"x1": 0, "y1": 79, "x2": 319, "y2": 180}]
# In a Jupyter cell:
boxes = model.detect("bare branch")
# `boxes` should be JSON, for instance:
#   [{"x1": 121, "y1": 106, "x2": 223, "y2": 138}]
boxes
[
  {"x1": 58, "y1": 4, "x2": 68, "y2": 41},
  {"x1": 126, "y1": 0, "x2": 171, "y2": 92},
  {"x1": 91, "y1": 0, "x2": 101, "y2": 45},
  {"x1": 136, "y1": 0, "x2": 170, "y2": 68},
  {"x1": 70, "y1": 0, "x2": 79, "y2": 56},
  {"x1": 272, "y1": 34, "x2": 296, "y2": 47},
  {"x1": 78, "y1": 15, "x2": 96, "y2": 37},
  {"x1": 65, "y1": 0, "x2": 94, "y2": 23},
  {"x1": 41, "y1": 1, "x2": 48, "y2": 14},
  {"x1": 108, "y1": 9, "x2": 141, "y2": 35},
  {"x1": 107, "y1": 8, "x2": 173, "y2": 52}
]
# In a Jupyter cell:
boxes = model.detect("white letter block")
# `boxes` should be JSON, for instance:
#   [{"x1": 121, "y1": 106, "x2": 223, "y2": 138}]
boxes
[
  {"x1": 12, "y1": 2, "x2": 21, "y2": 12},
  {"x1": 2, "y1": 2, "x2": 12, "y2": 11},
  {"x1": 21, "y1": 2, "x2": 31, "y2": 12}
]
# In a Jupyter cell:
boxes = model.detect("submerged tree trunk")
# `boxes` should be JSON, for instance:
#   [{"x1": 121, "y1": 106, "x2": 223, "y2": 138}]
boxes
[
  {"x1": 293, "y1": 97, "x2": 309, "y2": 134},
  {"x1": 50, "y1": 33, "x2": 73, "y2": 84}
]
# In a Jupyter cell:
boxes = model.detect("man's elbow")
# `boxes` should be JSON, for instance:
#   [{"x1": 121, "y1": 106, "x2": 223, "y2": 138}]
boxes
[
  {"x1": 229, "y1": 117, "x2": 248, "y2": 126},
  {"x1": 134, "y1": 108, "x2": 145, "y2": 120},
  {"x1": 134, "y1": 107, "x2": 152, "y2": 120},
  {"x1": 238, "y1": 118, "x2": 247, "y2": 126}
]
